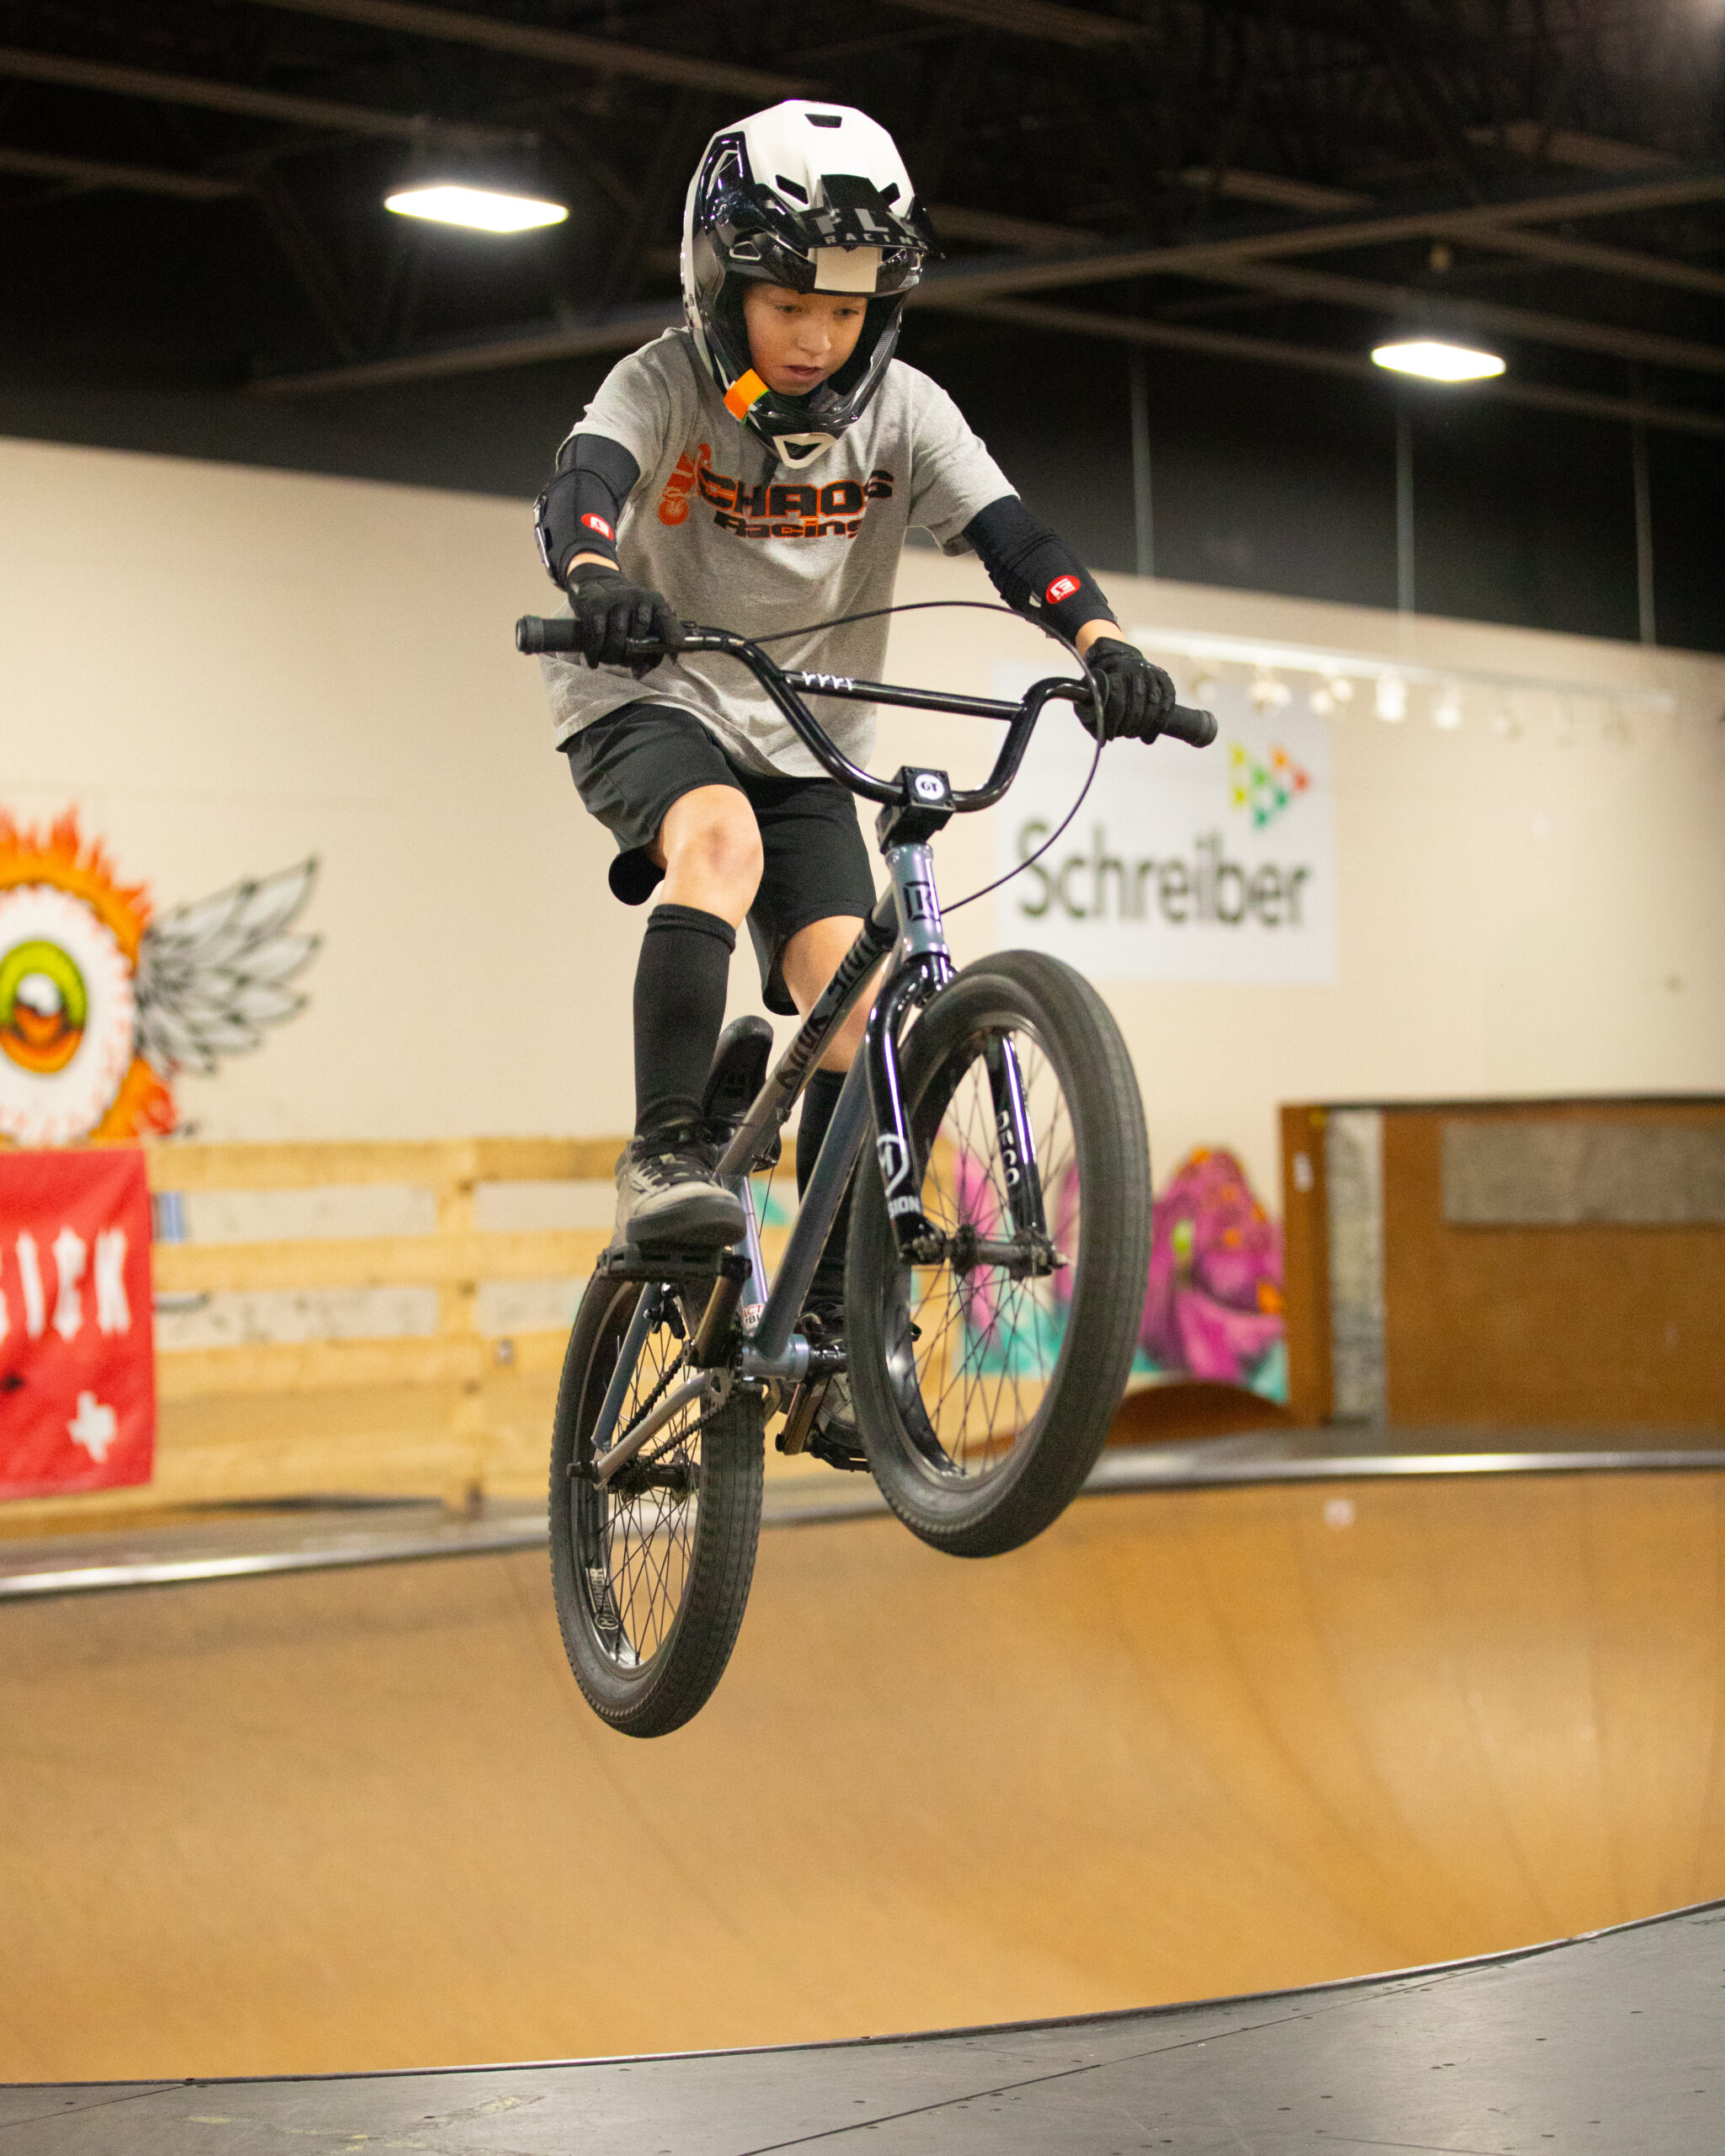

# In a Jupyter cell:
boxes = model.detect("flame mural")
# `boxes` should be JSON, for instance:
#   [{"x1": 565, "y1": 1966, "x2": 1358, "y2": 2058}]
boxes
[{"x1": 0, "y1": 811, "x2": 319, "y2": 1145}]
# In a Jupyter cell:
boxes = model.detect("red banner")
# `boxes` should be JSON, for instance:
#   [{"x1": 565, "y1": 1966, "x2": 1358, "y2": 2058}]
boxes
[{"x1": 0, "y1": 1146, "x2": 155, "y2": 1501}]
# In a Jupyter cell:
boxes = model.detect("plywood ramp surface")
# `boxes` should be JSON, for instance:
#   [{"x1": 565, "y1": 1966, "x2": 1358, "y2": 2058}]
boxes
[{"x1": 3, "y1": 1475, "x2": 1723, "y2": 2082}]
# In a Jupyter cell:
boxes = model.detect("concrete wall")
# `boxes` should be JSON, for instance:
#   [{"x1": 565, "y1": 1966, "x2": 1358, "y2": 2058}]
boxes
[{"x1": 5, "y1": 434, "x2": 1722, "y2": 1207}]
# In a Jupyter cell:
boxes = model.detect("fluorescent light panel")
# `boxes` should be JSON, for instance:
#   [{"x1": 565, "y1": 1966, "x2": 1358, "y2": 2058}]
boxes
[
  {"x1": 385, "y1": 184, "x2": 567, "y2": 232},
  {"x1": 1371, "y1": 339, "x2": 1505, "y2": 382}
]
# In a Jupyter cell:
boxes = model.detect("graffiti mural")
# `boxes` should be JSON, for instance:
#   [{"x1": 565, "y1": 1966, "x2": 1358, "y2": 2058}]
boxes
[
  {"x1": 1139, "y1": 1147, "x2": 1287, "y2": 1402},
  {"x1": 0, "y1": 810, "x2": 319, "y2": 1145}
]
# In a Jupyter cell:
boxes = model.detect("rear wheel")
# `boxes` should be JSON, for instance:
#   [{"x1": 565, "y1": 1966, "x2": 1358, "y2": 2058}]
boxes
[
  {"x1": 846, "y1": 950, "x2": 1151, "y2": 1557},
  {"x1": 549, "y1": 1276, "x2": 763, "y2": 1737}
]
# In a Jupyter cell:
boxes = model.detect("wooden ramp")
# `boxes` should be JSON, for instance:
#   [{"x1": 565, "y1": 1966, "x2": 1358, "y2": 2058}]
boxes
[{"x1": 3, "y1": 1470, "x2": 1723, "y2": 2082}]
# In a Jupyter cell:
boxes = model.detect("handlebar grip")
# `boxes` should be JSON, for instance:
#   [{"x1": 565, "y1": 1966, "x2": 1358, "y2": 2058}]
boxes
[
  {"x1": 515, "y1": 614, "x2": 579, "y2": 655},
  {"x1": 1163, "y1": 703, "x2": 1218, "y2": 749}
]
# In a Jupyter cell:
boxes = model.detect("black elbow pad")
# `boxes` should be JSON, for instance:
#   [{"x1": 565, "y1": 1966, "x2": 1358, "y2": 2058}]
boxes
[
  {"x1": 533, "y1": 433, "x2": 642, "y2": 584},
  {"x1": 963, "y1": 493, "x2": 1114, "y2": 643}
]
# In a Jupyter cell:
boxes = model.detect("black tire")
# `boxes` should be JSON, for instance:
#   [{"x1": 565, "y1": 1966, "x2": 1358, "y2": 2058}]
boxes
[
  {"x1": 548, "y1": 1275, "x2": 763, "y2": 1737},
  {"x1": 846, "y1": 950, "x2": 1151, "y2": 1558}
]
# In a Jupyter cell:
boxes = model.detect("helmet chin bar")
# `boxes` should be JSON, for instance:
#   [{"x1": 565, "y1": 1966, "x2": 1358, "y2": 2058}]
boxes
[{"x1": 772, "y1": 431, "x2": 840, "y2": 468}]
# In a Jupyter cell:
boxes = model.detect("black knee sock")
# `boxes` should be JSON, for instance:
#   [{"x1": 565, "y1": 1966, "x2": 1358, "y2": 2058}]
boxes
[
  {"x1": 633, "y1": 904, "x2": 735, "y2": 1145},
  {"x1": 796, "y1": 1066, "x2": 852, "y2": 1295}
]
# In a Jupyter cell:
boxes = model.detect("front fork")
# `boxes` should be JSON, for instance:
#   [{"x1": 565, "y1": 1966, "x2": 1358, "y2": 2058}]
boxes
[{"x1": 864, "y1": 842, "x2": 1048, "y2": 1264}]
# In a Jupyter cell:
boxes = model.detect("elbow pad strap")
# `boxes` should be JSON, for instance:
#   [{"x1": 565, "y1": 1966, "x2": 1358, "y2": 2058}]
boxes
[
  {"x1": 963, "y1": 493, "x2": 1114, "y2": 642},
  {"x1": 533, "y1": 434, "x2": 642, "y2": 584}
]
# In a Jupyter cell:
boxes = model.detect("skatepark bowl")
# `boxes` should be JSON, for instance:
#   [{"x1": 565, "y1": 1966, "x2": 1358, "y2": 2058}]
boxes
[{"x1": 3, "y1": 1449, "x2": 1724, "y2": 2148}]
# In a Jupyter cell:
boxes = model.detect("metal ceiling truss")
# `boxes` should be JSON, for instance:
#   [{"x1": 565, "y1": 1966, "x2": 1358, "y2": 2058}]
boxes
[{"x1": 0, "y1": 0, "x2": 1717, "y2": 435}]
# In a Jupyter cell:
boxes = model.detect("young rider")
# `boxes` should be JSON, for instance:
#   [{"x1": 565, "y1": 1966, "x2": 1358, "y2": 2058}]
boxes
[{"x1": 534, "y1": 100, "x2": 1174, "y2": 1409}]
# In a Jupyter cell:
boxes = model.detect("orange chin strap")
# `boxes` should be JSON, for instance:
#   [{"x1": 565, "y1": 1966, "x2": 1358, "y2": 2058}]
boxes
[{"x1": 723, "y1": 368, "x2": 769, "y2": 421}]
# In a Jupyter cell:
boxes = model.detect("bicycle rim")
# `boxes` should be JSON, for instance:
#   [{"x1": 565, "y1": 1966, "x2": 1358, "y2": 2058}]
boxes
[
  {"x1": 887, "y1": 1020, "x2": 1080, "y2": 1484},
  {"x1": 571, "y1": 1285, "x2": 708, "y2": 1672}
]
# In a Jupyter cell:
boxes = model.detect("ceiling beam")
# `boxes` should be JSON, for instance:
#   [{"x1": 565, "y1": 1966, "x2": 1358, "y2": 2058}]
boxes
[
  {"x1": 0, "y1": 41, "x2": 523, "y2": 144},
  {"x1": 901, "y1": 167, "x2": 1725, "y2": 307},
  {"x1": 1432, "y1": 221, "x2": 1725, "y2": 302},
  {"x1": 884, "y1": 0, "x2": 1140, "y2": 46},
  {"x1": 1467, "y1": 124, "x2": 1678, "y2": 175},
  {"x1": 939, "y1": 188, "x2": 1725, "y2": 304},
  {"x1": 247, "y1": 286, "x2": 1725, "y2": 440},
  {"x1": 1178, "y1": 167, "x2": 1371, "y2": 214},
  {"x1": 929, "y1": 203, "x2": 1097, "y2": 252},
  {"x1": 247, "y1": 301, "x2": 683, "y2": 393},
  {"x1": 953, "y1": 296, "x2": 1725, "y2": 440},
  {"x1": 0, "y1": 145, "x2": 245, "y2": 198},
  {"x1": 225, "y1": 0, "x2": 814, "y2": 102},
  {"x1": 1173, "y1": 259, "x2": 1725, "y2": 378}
]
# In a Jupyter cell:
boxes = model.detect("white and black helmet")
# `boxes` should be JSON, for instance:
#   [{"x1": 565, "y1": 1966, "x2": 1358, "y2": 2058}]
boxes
[{"x1": 681, "y1": 100, "x2": 935, "y2": 469}]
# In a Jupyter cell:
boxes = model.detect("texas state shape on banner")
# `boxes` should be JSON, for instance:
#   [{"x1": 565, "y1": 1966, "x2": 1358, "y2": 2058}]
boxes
[{"x1": 0, "y1": 1146, "x2": 154, "y2": 1500}]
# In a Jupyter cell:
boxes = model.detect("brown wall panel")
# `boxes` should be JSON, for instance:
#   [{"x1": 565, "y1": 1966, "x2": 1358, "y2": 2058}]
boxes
[{"x1": 1381, "y1": 1101, "x2": 1725, "y2": 1430}]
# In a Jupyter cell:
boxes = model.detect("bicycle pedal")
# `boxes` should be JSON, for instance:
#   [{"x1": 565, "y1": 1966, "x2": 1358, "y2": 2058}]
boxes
[
  {"x1": 805, "y1": 1423, "x2": 870, "y2": 1473},
  {"x1": 776, "y1": 1377, "x2": 830, "y2": 1456},
  {"x1": 600, "y1": 1241, "x2": 739, "y2": 1283}
]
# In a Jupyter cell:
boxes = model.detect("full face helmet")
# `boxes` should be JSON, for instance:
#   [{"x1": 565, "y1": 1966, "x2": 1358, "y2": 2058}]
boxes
[{"x1": 681, "y1": 100, "x2": 935, "y2": 469}]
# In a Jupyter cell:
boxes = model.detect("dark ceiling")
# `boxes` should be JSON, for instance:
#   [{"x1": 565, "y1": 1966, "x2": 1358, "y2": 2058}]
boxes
[{"x1": 1, "y1": 0, "x2": 1721, "y2": 440}]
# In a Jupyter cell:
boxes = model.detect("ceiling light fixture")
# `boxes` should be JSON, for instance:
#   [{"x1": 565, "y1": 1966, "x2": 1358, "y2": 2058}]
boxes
[
  {"x1": 1371, "y1": 339, "x2": 1506, "y2": 383},
  {"x1": 384, "y1": 183, "x2": 567, "y2": 233}
]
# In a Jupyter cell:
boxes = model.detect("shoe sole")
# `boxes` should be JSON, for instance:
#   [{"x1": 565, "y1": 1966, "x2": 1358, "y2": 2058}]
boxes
[{"x1": 625, "y1": 1189, "x2": 746, "y2": 1249}]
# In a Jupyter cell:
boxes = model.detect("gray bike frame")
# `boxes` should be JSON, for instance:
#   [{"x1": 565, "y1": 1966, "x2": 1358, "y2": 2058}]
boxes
[
  {"x1": 511, "y1": 615, "x2": 1215, "y2": 1480},
  {"x1": 577, "y1": 632, "x2": 1090, "y2": 1459}
]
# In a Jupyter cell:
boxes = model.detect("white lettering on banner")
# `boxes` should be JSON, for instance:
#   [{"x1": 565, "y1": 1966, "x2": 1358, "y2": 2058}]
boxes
[
  {"x1": 991, "y1": 664, "x2": 1338, "y2": 984},
  {"x1": 67, "y1": 1390, "x2": 118, "y2": 1463},
  {"x1": 15, "y1": 1231, "x2": 45, "y2": 1340},
  {"x1": 51, "y1": 1226, "x2": 88, "y2": 1342},
  {"x1": 94, "y1": 1229, "x2": 130, "y2": 1335}
]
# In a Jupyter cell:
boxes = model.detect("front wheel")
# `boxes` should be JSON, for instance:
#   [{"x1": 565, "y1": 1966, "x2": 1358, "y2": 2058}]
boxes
[
  {"x1": 846, "y1": 950, "x2": 1151, "y2": 1558},
  {"x1": 548, "y1": 1275, "x2": 763, "y2": 1737}
]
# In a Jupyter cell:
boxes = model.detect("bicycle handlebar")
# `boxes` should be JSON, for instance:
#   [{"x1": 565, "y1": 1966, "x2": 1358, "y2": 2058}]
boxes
[{"x1": 515, "y1": 614, "x2": 1216, "y2": 807}]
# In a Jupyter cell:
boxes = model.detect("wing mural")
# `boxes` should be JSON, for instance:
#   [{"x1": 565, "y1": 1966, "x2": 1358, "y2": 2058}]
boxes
[
  {"x1": 0, "y1": 810, "x2": 321, "y2": 1145},
  {"x1": 135, "y1": 861, "x2": 320, "y2": 1079}
]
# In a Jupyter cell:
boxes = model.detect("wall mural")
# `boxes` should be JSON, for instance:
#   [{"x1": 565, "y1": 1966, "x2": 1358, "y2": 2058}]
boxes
[
  {"x1": 1139, "y1": 1147, "x2": 1287, "y2": 1403},
  {"x1": 0, "y1": 810, "x2": 319, "y2": 1146}
]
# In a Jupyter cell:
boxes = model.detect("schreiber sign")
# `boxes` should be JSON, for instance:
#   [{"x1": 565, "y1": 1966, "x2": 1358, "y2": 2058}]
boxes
[{"x1": 991, "y1": 662, "x2": 1337, "y2": 984}]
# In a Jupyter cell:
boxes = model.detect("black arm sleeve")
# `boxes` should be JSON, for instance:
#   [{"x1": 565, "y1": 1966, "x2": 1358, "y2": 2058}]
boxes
[
  {"x1": 961, "y1": 493, "x2": 1115, "y2": 643},
  {"x1": 532, "y1": 434, "x2": 643, "y2": 585}
]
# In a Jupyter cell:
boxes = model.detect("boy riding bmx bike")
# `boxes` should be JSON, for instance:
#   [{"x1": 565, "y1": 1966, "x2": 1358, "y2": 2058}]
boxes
[{"x1": 533, "y1": 98, "x2": 1177, "y2": 1470}]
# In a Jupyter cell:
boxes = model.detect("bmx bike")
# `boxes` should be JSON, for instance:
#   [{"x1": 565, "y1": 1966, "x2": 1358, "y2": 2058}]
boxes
[{"x1": 515, "y1": 612, "x2": 1215, "y2": 1736}]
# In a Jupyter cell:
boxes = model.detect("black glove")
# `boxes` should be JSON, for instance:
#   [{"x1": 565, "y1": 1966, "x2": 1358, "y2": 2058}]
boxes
[
  {"x1": 564, "y1": 563, "x2": 686, "y2": 675},
  {"x1": 1080, "y1": 638, "x2": 1177, "y2": 744}
]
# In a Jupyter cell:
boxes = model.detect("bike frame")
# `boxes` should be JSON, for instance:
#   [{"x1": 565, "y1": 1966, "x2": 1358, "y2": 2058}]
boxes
[
  {"x1": 520, "y1": 620, "x2": 1108, "y2": 1465},
  {"x1": 642, "y1": 631, "x2": 1091, "y2": 1390},
  {"x1": 515, "y1": 609, "x2": 1215, "y2": 1486}
]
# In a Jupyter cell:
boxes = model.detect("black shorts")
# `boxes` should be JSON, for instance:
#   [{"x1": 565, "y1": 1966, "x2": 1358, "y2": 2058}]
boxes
[{"x1": 564, "y1": 702, "x2": 877, "y2": 1016}]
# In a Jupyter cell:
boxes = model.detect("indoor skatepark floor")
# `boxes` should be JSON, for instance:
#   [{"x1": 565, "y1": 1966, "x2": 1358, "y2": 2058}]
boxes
[{"x1": 3, "y1": 1470, "x2": 1723, "y2": 2084}]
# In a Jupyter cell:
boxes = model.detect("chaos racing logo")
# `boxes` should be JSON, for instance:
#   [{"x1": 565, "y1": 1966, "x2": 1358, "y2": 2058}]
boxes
[
  {"x1": 0, "y1": 809, "x2": 319, "y2": 1146},
  {"x1": 659, "y1": 440, "x2": 895, "y2": 540}
]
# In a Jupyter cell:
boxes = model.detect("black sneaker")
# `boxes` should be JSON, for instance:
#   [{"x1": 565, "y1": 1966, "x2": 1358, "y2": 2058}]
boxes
[
  {"x1": 614, "y1": 1132, "x2": 745, "y2": 1250},
  {"x1": 801, "y1": 1294, "x2": 867, "y2": 1470}
]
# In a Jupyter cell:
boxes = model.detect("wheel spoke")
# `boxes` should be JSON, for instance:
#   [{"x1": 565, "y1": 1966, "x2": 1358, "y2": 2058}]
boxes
[
  {"x1": 880, "y1": 1017, "x2": 1082, "y2": 1483},
  {"x1": 574, "y1": 1288, "x2": 702, "y2": 1669}
]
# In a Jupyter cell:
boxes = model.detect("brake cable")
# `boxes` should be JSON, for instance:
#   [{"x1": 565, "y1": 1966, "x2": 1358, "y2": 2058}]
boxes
[{"x1": 750, "y1": 595, "x2": 1108, "y2": 914}]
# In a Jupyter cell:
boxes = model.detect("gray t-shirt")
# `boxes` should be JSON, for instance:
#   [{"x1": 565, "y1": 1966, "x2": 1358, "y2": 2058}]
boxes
[{"x1": 539, "y1": 330, "x2": 1012, "y2": 777}]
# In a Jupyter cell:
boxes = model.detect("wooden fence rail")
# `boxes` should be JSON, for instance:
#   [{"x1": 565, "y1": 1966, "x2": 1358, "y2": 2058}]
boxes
[{"x1": 8, "y1": 1138, "x2": 649, "y2": 1532}]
